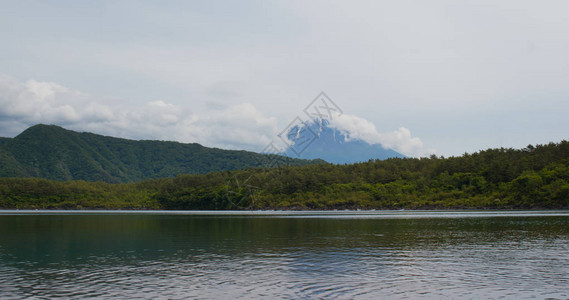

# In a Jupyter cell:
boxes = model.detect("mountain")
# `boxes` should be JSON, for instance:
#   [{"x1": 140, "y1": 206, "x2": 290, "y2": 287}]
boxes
[
  {"x1": 0, "y1": 124, "x2": 323, "y2": 183},
  {"x1": 282, "y1": 118, "x2": 405, "y2": 164}
]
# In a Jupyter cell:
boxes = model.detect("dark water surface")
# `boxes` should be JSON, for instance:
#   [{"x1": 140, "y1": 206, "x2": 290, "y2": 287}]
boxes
[{"x1": 1, "y1": 211, "x2": 568, "y2": 299}]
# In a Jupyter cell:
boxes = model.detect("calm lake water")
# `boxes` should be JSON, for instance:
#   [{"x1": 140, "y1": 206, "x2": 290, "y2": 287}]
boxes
[{"x1": 1, "y1": 211, "x2": 568, "y2": 299}]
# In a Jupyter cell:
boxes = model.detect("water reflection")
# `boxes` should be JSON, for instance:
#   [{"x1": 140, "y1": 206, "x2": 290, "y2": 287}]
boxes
[{"x1": 1, "y1": 213, "x2": 568, "y2": 298}]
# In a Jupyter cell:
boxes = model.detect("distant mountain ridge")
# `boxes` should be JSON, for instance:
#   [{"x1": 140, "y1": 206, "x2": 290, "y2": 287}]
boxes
[
  {"x1": 0, "y1": 124, "x2": 323, "y2": 183},
  {"x1": 282, "y1": 118, "x2": 405, "y2": 164}
]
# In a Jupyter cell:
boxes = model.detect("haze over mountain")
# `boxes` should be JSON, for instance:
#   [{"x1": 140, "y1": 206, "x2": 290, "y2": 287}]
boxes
[
  {"x1": 0, "y1": 124, "x2": 322, "y2": 183},
  {"x1": 281, "y1": 118, "x2": 405, "y2": 164}
]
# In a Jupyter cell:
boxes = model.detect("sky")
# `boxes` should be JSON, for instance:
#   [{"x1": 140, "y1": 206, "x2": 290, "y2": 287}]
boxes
[{"x1": 1, "y1": 0, "x2": 569, "y2": 157}]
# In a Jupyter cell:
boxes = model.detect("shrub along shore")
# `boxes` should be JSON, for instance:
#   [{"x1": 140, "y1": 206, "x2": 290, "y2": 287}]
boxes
[{"x1": 1, "y1": 141, "x2": 568, "y2": 210}]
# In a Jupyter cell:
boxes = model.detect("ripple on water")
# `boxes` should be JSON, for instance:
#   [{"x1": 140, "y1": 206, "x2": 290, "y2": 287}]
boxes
[{"x1": 1, "y1": 213, "x2": 569, "y2": 298}]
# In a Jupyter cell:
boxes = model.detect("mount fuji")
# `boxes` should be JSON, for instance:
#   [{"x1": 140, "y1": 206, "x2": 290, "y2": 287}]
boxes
[{"x1": 280, "y1": 118, "x2": 405, "y2": 164}]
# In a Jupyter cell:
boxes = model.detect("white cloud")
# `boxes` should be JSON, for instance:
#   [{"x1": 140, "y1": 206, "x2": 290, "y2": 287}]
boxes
[
  {"x1": 0, "y1": 75, "x2": 433, "y2": 157},
  {"x1": 175, "y1": 103, "x2": 278, "y2": 150},
  {"x1": 0, "y1": 75, "x2": 278, "y2": 151},
  {"x1": 0, "y1": 75, "x2": 87, "y2": 125},
  {"x1": 0, "y1": 75, "x2": 434, "y2": 157},
  {"x1": 378, "y1": 127, "x2": 434, "y2": 158},
  {"x1": 328, "y1": 114, "x2": 434, "y2": 157}
]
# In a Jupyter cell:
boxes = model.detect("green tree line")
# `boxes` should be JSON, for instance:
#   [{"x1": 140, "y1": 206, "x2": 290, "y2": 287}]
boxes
[{"x1": 1, "y1": 141, "x2": 569, "y2": 210}]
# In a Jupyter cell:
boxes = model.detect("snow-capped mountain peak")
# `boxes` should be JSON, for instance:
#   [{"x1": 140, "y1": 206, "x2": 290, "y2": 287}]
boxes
[{"x1": 282, "y1": 117, "x2": 405, "y2": 164}]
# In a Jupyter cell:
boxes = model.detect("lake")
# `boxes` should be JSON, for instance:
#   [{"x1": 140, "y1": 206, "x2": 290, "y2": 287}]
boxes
[{"x1": 1, "y1": 211, "x2": 568, "y2": 299}]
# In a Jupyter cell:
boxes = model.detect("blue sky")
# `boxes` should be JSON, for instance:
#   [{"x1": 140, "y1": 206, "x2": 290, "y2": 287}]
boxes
[{"x1": 1, "y1": 0, "x2": 569, "y2": 157}]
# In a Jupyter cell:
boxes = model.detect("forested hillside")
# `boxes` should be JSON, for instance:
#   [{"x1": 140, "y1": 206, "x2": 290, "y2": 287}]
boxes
[
  {"x1": 1, "y1": 141, "x2": 568, "y2": 210},
  {"x1": 0, "y1": 124, "x2": 322, "y2": 182}
]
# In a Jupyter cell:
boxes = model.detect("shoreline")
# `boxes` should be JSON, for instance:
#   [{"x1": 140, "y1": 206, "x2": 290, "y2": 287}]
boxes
[{"x1": 2, "y1": 209, "x2": 569, "y2": 216}]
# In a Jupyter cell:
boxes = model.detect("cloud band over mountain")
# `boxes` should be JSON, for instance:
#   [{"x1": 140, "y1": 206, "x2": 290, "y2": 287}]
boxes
[
  {"x1": 0, "y1": 75, "x2": 431, "y2": 157},
  {"x1": 328, "y1": 114, "x2": 434, "y2": 157}
]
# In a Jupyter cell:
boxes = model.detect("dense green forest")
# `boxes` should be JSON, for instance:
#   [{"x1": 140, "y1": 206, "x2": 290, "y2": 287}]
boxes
[
  {"x1": 0, "y1": 124, "x2": 321, "y2": 182},
  {"x1": 1, "y1": 141, "x2": 568, "y2": 210}
]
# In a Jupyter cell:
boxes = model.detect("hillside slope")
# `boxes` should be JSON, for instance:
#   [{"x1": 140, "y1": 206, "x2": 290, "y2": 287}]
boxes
[{"x1": 0, "y1": 124, "x2": 323, "y2": 182}]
